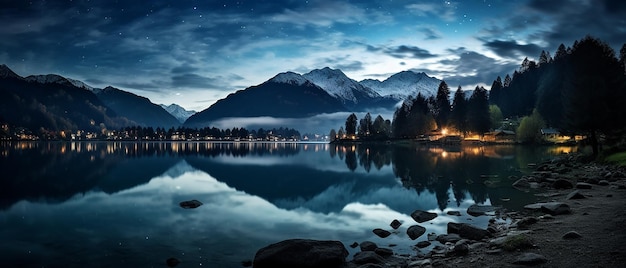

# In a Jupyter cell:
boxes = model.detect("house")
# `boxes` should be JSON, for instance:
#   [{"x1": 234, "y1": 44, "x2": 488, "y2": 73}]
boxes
[
  {"x1": 483, "y1": 129, "x2": 516, "y2": 143},
  {"x1": 541, "y1": 128, "x2": 576, "y2": 143}
]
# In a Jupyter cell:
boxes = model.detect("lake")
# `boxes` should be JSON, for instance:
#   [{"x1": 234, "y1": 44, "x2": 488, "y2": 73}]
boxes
[{"x1": 0, "y1": 141, "x2": 578, "y2": 267}]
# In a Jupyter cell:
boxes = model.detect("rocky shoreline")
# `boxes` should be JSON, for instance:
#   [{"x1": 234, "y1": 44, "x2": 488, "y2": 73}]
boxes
[{"x1": 250, "y1": 153, "x2": 626, "y2": 267}]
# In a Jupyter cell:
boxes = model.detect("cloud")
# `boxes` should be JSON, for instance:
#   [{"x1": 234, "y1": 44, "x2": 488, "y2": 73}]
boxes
[
  {"x1": 419, "y1": 26, "x2": 442, "y2": 40},
  {"x1": 368, "y1": 45, "x2": 437, "y2": 59},
  {"x1": 422, "y1": 48, "x2": 518, "y2": 89},
  {"x1": 406, "y1": 2, "x2": 457, "y2": 22},
  {"x1": 481, "y1": 39, "x2": 543, "y2": 59}
]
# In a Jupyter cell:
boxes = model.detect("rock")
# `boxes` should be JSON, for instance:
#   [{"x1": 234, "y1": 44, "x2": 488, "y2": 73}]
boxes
[
  {"x1": 253, "y1": 239, "x2": 348, "y2": 268},
  {"x1": 436, "y1": 234, "x2": 462, "y2": 244},
  {"x1": 466, "y1": 204, "x2": 499, "y2": 217},
  {"x1": 179, "y1": 199, "x2": 203, "y2": 209},
  {"x1": 374, "y1": 247, "x2": 394, "y2": 257},
  {"x1": 553, "y1": 179, "x2": 574, "y2": 189},
  {"x1": 350, "y1": 242, "x2": 359, "y2": 248},
  {"x1": 415, "y1": 241, "x2": 431, "y2": 248},
  {"x1": 360, "y1": 241, "x2": 378, "y2": 252},
  {"x1": 598, "y1": 180, "x2": 610, "y2": 186},
  {"x1": 372, "y1": 228, "x2": 391, "y2": 238},
  {"x1": 446, "y1": 210, "x2": 461, "y2": 216},
  {"x1": 352, "y1": 251, "x2": 384, "y2": 265},
  {"x1": 512, "y1": 252, "x2": 547, "y2": 265},
  {"x1": 576, "y1": 182, "x2": 593, "y2": 189},
  {"x1": 390, "y1": 219, "x2": 402, "y2": 229},
  {"x1": 501, "y1": 234, "x2": 534, "y2": 251},
  {"x1": 408, "y1": 259, "x2": 431, "y2": 267},
  {"x1": 166, "y1": 257, "x2": 181, "y2": 267},
  {"x1": 566, "y1": 190, "x2": 586, "y2": 200},
  {"x1": 562, "y1": 231, "x2": 583, "y2": 239},
  {"x1": 410, "y1": 210, "x2": 438, "y2": 223},
  {"x1": 447, "y1": 222, "x2": 491, "y2": 240},
  {"x1": 407, "y1": 225, "x2": 427, "y2": 240},
  {"x1": 458, "y1": 223, "x2": 492, "y2": 240},
  {"x1": 356, "y1": 263, "x2": 383, "y2": 268},
  {"x1": 450, "y1": 242, "x2": 469, "y2": 256},
  {"x1": 512, "y1": 178, "x2": 531, "y2": 188},
  {"x1": 541, "y1": 202, "x2": 571, "y2": 215},
  {"x1": 516, "y1": 217, "x2": 538, "y2": 229}
]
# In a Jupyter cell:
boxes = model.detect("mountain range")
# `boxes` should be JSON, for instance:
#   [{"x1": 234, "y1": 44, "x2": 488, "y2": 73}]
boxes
[{"x1": 0, "y1": 64, "x2": 443, "y2": 132}]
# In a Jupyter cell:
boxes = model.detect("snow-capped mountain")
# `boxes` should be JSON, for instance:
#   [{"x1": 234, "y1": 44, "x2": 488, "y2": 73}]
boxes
[
  {"x1": 268, "y1": 71, "x2": 311, "y2": 86},
  {"x1": 25, "y1": 74, "x2": 94, "y2": 91},
  {"x1": 303, "y1": 67, "x2": 382, "y2": 109},
  {"x1": 160, "y1": 103, "x2": 196, "y2": 123},
  {"x1": 360, "y1": 71, "x2": 441, "y2": 101}
]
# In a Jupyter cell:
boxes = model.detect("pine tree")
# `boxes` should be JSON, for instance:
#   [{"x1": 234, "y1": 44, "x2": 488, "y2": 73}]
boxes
[
  {"x1": 562, "y1": 36, "x2": 626, "y2": 156},
  {"x1": 345, "y1": 113, "x2": 358, "y2": 137},
  {"x1": 503, "y1": 74, "x2": 512, "y2": 87},
  {"x1": 554, "y1": 43, "x2": 568, "y2": 60},
  {"x1": 450, "y1": 86, "x2": 468, "y2": 134},
  {"x1": 489, "y1": 76, "x2": 503, "y2": 106},
  {"x1": 467, "y1": 86, "x2": 491, "y2": 134},
  {"x1": 434, "y1": 81, "x2": 451, "y2": 129}
]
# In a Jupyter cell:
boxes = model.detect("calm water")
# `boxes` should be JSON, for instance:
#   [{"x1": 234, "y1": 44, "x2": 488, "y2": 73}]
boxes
[{"x1": 0, "y1": 141, "x2": 577, "y2": 267}]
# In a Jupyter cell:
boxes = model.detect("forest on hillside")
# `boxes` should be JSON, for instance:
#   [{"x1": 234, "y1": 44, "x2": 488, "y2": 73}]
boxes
[{"x1": 333, "y1": 36, "x2": 626, "y2": 156}]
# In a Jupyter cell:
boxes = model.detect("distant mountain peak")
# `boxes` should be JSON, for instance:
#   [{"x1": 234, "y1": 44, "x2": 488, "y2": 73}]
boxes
[
  {"x1": 160, "y1": 103, "x2": 196, "y2": 124},
  {"x1": 303, "y1": 67, "x2": 380, "y2": 108},
  {"x1": 359, "y1": 70, "x2": 441, "y2": 101},
  {"x1": 25, "y1": 74, "x2": 94, "y2": 91},
  {"x1": 0, "y1": 64, "x2": 22, "y2": 79},
  {"x1": 268, "y1": 72, "x2": 310, "y2": 86}
]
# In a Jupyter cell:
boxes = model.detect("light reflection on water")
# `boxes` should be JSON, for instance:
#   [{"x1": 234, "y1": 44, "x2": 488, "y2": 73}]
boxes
[{"x1": 0, "y1": 141, "x2": 578, "y2": 267}]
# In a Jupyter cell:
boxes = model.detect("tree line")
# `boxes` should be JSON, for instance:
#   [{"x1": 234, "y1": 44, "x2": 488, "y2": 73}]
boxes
[{"x1": 330, "y1": 36, "x2": 626, "y2": 157}]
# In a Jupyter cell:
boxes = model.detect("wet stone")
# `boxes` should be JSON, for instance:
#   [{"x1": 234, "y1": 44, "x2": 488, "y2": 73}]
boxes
[
  {"x1": 390, "y1": 219, "x2": 402, "y2": 229},
  {"x1": 179, "y1": 199, "x2": 203, "y2": 209},
  {"x1": 373, "y1": 228, "x2": 392, "y2": 238}
]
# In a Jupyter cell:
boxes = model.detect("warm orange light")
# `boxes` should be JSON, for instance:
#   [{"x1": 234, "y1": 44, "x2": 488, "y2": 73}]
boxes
[{"x1": 441, "y1": 128, "x2": 448, "y2": 136}]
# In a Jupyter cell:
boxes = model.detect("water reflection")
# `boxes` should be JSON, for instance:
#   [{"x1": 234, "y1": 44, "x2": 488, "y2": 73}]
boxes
[{"x1": 0, "y1": 141, "x2": 579, "y2": 267}]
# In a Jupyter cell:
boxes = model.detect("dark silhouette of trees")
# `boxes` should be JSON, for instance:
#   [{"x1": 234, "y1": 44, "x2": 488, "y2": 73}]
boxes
[
  {"x1": 358, "y1": 112, "x2": 373, "y2": 137},
  {"x1": 433, "y1": 81, "x2": 452, "y2": 129},
  {"x1": 467, "y1": 86, "x2": 491, "y2": 135},
  {"x1": 346, "y1": 113, "x2": 358, "y2": 137},
  {"x1": 450, "y1": 86, "x2": 468, "y2": 134},
  {"x1": 560, "y1": 36, "x2": 626, "y2": 156}
]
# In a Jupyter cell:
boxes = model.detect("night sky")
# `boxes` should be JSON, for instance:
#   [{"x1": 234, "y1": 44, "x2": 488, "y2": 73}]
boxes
[{"x1": 1, "y1": 0, "x2": 625, "y2": 111}]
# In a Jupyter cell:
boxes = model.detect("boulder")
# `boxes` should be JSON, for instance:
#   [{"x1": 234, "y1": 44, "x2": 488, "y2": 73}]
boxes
[
  {"x1": 253, "y1": 239, "x2": 348, "y2": 268},
  {"x1": 410, "y1": 210, "x2": 438, "y2": 223},
  {"x1": 390, "y1": 219, "x2": 402, "y2": 229},
  {"x1": 541, "y1": 202, "x2": 571, "y2": 215},
  {"x1": 352, "y1": 251, "x2": 384, "y2": 265},
  {"x1": 372, "y1": 228, "x2": 391, "y2": 238},
  {"x1": 553, "y1": 179, "x2": 574, "y2": 189},
  {"x1": 415, "y1": 241, "x2": 431, "y2": 248},
  {"x1": 407, "y1": 225, "x2": 427, "y2": 240},
  {"x1": 446, "y1": 210, "x2": 461, "y2": 216},
  {"x1": 360, "y1": 241, "x2": 378, "y2": 252},
  {"x1": 435, "y1": 233, "x2": 462, "y2": 244},
  {"x1": 576, "y1": 182, "x2": 593, "y2": 189},
  {"x1": 448, "y1": 222, "x2": 491, "y2": 241},
  {"x1": 562, "y1": 231, "x2": 583, "y2": 239},
  {"x1": 466, "y1": 204, "x2": 499, "y2": 217},
  {"x1": 374, "y1": 247, "x2": 394, "y2": 257},
  {"x1": 512, "y1": 178, "x2": 531, "y2": 188},
  {"x1": 512, "y1": 252, "x2": 547, "y2": 265},
  {"x1": 179, "y1": 199, "x2": 203, "y2": 209},
  {"x1": 524, "y1": 202, "x2": 571, "y2": 215}
]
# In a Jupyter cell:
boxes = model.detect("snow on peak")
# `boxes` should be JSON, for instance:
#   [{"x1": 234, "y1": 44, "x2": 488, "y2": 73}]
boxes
[
  {"x1": 360, "y1": 71, "x2": 441, "y2": 100},
  {"x1": 268, "y1": 72, "x2": 310, "y2": 86},
  {"x1": 160, "y1": 103, "x2": 196, "y2": 123},
  {"x1": 25, "y1": 74, "x2": 94, "y2": 90},
  {"x1": 303, "y1": 67, "x2": 379, "y2": 103}
]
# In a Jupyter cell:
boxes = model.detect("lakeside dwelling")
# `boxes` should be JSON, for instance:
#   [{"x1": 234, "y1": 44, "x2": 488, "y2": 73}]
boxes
[{"x1": 483, "y1": 129, "x2": 516, "y2": 143}]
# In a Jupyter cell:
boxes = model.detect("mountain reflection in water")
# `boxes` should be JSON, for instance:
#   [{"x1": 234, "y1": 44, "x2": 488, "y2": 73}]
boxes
[{"x1": 0, "y1": 141, "x2": 577, "y2": 267}]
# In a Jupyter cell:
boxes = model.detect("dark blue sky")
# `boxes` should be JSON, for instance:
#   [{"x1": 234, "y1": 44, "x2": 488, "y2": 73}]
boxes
[{"x1": 1, "y1": 0, "x2": 625, "y2": 110}]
